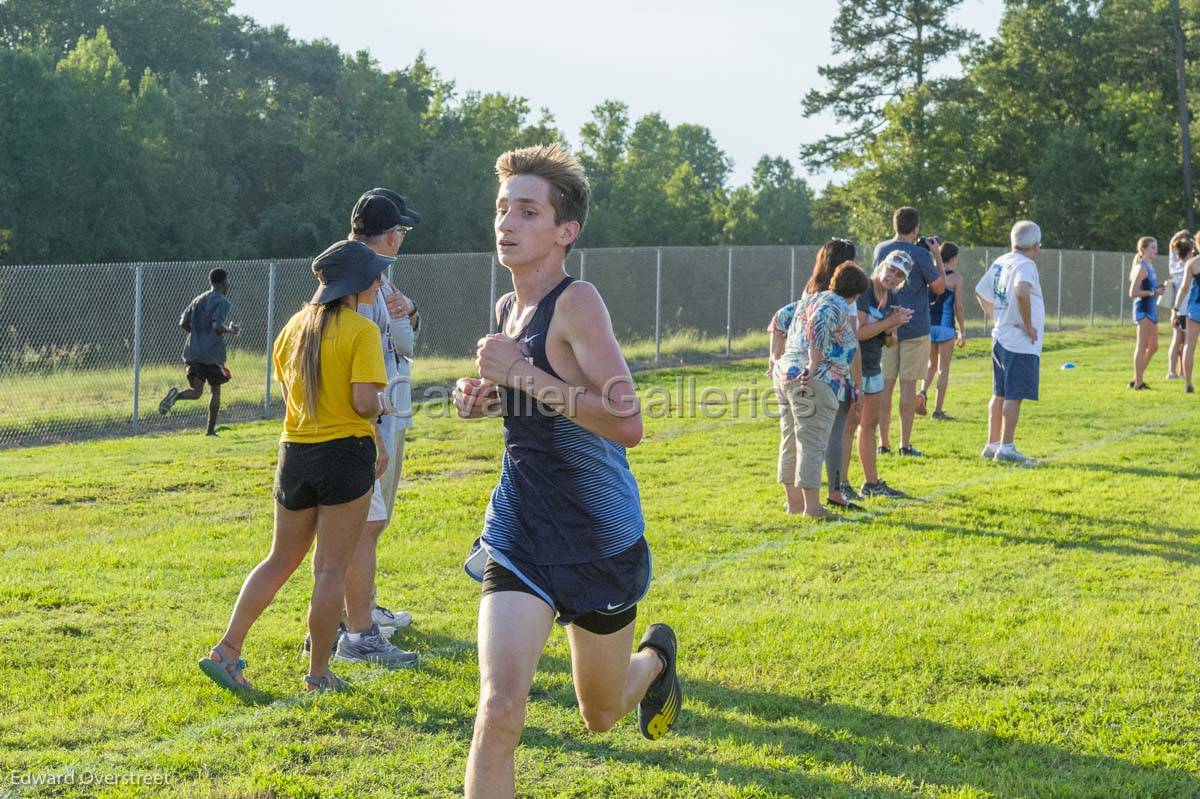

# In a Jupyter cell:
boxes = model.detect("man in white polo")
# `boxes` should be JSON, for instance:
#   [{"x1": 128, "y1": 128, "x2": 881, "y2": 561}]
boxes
[{"x1": 975, "y1": 220, "x2": 1044, "y2": 466}]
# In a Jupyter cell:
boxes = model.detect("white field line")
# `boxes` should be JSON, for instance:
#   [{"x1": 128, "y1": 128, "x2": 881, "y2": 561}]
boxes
[{"x1": 10, "y1": 406, "x2": 1196, "y2": 792}]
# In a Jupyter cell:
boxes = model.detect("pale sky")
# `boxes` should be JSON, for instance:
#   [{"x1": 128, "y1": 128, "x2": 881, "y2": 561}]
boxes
[{"x1": 231, "y1": 0, "x2": 1005, "y2": 188}]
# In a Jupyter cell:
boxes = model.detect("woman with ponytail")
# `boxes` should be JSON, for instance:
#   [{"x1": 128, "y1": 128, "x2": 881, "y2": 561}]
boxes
[
  {"x1": 1129, "y1": 236, "x2": 1164, "y2": 390},
  {"x1": 199, "y1": 240, "x2": 392, "y2": 694}
]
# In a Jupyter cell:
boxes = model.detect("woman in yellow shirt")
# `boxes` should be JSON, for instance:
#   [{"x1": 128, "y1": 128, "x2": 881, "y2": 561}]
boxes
[{"x1": 200, "y1": 240, "x2": 391, "y2": 693}]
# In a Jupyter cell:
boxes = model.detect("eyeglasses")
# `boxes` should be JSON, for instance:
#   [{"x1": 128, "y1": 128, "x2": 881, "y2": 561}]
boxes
[{"x1": 391, "y1": 225, "x2": 413, "y2": 237}]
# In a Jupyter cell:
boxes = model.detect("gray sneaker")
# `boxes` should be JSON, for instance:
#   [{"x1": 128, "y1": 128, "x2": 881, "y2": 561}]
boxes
[
  {"x1": 993, "y1": 447, "x2": 1036, "y2": 466},
  {"x1": 838, "y1": 483, "x2": 862, "y2": 502},
  {"x1": 335, "y1": 624, "x2": 417, "y2": 668}
]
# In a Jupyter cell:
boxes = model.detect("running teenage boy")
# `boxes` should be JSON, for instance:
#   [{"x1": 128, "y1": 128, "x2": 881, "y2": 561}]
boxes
[{"x1": 453, "y1": 144, "x2": 681, "y2": 799}]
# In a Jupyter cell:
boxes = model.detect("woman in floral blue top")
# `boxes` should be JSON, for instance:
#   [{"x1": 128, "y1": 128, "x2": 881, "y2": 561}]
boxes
[{"x1": 774, "y1": 262, "x2": 870, "y2": 517}]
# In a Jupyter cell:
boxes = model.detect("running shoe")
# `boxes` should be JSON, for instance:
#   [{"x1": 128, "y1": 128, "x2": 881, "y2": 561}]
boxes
[
  {"x1": 838, "y1": 483, "x2": 862, "y2": 502},
  {"x1": 860, "y1": 480, "x2": 905, "y2": 499},
  {"x1": 1186, "y1": 385, "x2": 1195, "y2": 394},
  {"x1": 1167, "y1": 371, "x2": 1182, "y2": 381},
  {"x1": 931, "y1": 410, "x2": 950, "y2": 421},
  {"x1": 877, "y1": 446, "x2": 892, "y2": 455},
  {"x1": 335, "y1": 624, "x2": 417, "y2": 668},
  {"x1": 372, "y1": 604, "x2": 412, "y2": 634},
  {"x1": 1128, "y1": 380, "x2": 1136, "y2": 389},
  {"x1": 981, "y1": 444, "x2": 999, "y2": 459},
  {"x1": 898, "y1": 445, "x2": 923, "y2": 457},
  {"x1": 637, "y1": 623, "x2": 682, "y2": 740},
  {"x1": 158, "y1": 387, "x2": 179, "y2": 415},
  {"x1": 993, "y1": 448, "x2": 1036, "y2": 466},
  {"x1": 1135, "y1": 382, "x2": 1151, "y2": 391}
]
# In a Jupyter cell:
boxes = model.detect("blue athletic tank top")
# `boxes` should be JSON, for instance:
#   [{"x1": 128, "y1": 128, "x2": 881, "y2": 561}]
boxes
[
  {"x1": 482, "y1": 275, "x2": 645, "y2": 566},
  {"x1": 1190, "y1": 268, "x2": 1200, "y2": 316},
  {"x1": 1134, "y1": 261, "x2": 1159, "y2": 319},
  {"x1": 929, "y1": 269, "x2": 956, "y2": 330}
]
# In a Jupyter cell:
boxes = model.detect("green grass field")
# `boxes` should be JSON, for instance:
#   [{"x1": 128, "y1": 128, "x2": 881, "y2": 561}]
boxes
[{"x1": 2, "y1": 329, "x2": 1199, "y2": 798}]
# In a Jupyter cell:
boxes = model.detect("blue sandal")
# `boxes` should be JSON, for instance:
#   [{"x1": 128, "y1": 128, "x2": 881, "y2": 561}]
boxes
[
  {"x1": 199, "y1": 642, "x2": 251, "y2": 692},
  {"x1": 304, "y1": 671, "x2": 352, "y2": 693}
]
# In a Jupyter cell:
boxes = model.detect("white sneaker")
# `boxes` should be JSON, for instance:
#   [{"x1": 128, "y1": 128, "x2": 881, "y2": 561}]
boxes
[
  {"x1": 372, "y1": 604, "x2": 412, "y2": 633},
  {"x1": 1166, "y1": 372, "x2": 1182, "y2": 381},
  {"x1": 993, "y1": 447, "x2": 1036, "y2": 466},
  {"x1": 981, "y1": 444, "x2": 999, "y2": 459}
]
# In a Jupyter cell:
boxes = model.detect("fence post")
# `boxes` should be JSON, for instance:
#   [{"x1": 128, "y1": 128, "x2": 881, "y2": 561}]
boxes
[
  {"x1": 655, "y1": 248, "x2": 662, "y2": 364},
  {"x1": 982, "y1": 248, "x2": 990, "y2": 337},
  {"x1": 132, "y1": 264, "x2": 143, "y2": 433},
  {"x1": 1057, "y1": 250, "x2": 1063, "y2": 331},
  {"x1": 1089, "y1": 251, "x2": 1095, "y2": 327},
  {"x1": 726, "y1": 247, "x2": 733, "y2": 357},
  {"x1": 580, "y1": 249, "x2": 587, "y2": 282},
  {"x1": 1118, "y1": 255, "x2": 1124, "y2": 324},
  {"x1": 263, "y1": 260, "x2": 276, "y2": 417},
  {"x1": 789, "y1": 246, "x2": 796, "y2": 301},
  {"x1": 489, "y1": 255, "x2": 498, "y2": 333}
]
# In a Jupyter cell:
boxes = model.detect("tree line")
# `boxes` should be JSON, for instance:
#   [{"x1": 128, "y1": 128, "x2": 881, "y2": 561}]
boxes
[
  {"x1": 1, "y1": 1, "x2": 1196, "y2": 264},
  {"x1": 0, "y1": 0, "x2": 818, "y2": 264},
  {"x1": 806, "y1": 0, "x2": 1200, "y2": 251}
]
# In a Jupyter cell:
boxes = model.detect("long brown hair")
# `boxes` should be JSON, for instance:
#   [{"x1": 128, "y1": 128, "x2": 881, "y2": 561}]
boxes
[
  {"x1": 296, "y1": 300, "x2": 344, "y2": 417},
  {"x1": 805, "y1": 239, "x2": 856, "y2": 295}
]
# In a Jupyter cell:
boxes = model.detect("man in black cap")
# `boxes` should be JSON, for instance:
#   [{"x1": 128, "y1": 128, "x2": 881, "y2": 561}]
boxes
[
  {"x1": 330, "y1": 188, "x2": 424, "y2": 668},
  {"x1": 159, "y1": 268, "x2": 240, "y2": 435}
]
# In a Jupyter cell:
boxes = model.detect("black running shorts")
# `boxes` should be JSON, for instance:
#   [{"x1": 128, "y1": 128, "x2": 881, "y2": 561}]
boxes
[
  {"x1": 480, "y1": 538, "x2": 650, "y2": 635},
  {"x1": 274, "y1": 435, "x2": 375, "y2": 510},
  {"x1": 186, "y1": 362, "x2": 231, "y2": 387}
]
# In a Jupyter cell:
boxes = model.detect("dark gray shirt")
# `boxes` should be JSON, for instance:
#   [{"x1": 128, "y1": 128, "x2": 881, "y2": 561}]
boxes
[
  {"x1": 872, "y1": 240, "x2": 941, "y2": 340},
  {"x1": 855, "y1": 287, "x2": 898, "y2": 377},
  {"x1": 181, "y1": 290, "x2": 230, "y2": 364}
]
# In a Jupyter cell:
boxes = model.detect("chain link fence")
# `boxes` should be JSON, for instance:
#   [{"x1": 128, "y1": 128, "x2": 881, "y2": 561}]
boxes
[{"x1": 0, "y1": 245, "x2": 1161, "y2": 448}]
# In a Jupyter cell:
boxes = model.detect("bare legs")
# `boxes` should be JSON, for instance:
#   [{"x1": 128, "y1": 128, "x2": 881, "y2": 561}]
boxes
[{"x1": 1131, "y1": 317, "x2": 1159, "y2": 387}]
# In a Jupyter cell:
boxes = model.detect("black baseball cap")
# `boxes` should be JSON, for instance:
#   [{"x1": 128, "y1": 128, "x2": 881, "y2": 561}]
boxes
[
  {"x1": 350, "y1": 188, "x2": 422, "y2": 236},
  {"x1": 310, "y1": 240, "x2": 394, "y2": 304}
]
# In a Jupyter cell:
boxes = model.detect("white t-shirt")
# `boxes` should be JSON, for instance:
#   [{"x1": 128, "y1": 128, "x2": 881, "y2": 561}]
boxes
[{"x1": 975, "y1": 251, "x2": 1044, "y2": 356}]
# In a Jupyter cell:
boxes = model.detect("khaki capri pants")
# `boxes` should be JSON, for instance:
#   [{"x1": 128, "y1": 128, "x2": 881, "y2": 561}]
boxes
[{"x1": 777, "y1": 379, "x2": 840, "y2": 489}]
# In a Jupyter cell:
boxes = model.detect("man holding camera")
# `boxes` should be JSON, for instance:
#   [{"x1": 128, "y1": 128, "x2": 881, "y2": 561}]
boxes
[{"x1": 871, "y1": 207, "x2": 946, "y2": 457}]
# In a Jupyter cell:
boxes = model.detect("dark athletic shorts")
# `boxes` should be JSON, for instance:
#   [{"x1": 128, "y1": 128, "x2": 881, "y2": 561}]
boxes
[
  {"x1": 480, "y1": 538, "x2": 651, "y2": 635},
  {"x1": 992, "y1": 342, "x2": 1040, "y2": 401},
  {"x1": 274, "y1": 435, "x2": 375, "y2": 510},
  {"x1": 186, "y1": 362, "x2": 231, "y2": 387}
]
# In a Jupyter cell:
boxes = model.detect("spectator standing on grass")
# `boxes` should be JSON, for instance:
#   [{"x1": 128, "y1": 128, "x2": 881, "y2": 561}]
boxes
[
  {"x1": 872, "y1": 207, "x2": 946, "y2": 457},
  {"x1": 1128, "y1": 236, "x2": 1163, "y2": 391},
  {"x1": 1170, "y1": 248, "x2": 1200, "y2": 393},
  {"x1": 1164, "y1": 230, "x2": 1191, "y2": 381},
  {"x1": 921, "y1": 241, "x2": 967, "y2": 419},
  {"x1": 158, "y1": 268, "x2": 240, "y2": 435},
  {"x1": 769, "y1": 238, "x2": 863, "y2": 509},
  {"x1": 197, "y1": 240, "x2": 392, "y2": 694},
  {"x1": 775, "y1": 262, "x2": 869, "y2": 517},
  {"x1": 856, "y1": 252, "x2": 914, "y2": 499},
  {"x1": 311, "y1": 187, "x2": 424, "y2": 669},
  {"x1": 975, "y1": 221, "x2": 1044, "y2": 465}
]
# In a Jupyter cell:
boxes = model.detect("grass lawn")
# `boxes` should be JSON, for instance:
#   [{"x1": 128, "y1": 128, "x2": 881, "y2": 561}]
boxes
[{"x1": 1, "y1": 328, "x2": 1198, "y2": 798}]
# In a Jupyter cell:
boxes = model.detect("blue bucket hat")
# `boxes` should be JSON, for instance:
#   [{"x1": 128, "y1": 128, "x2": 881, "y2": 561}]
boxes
[{"x1": 310, "y1": 240, "x2": 394, "y2": 304}]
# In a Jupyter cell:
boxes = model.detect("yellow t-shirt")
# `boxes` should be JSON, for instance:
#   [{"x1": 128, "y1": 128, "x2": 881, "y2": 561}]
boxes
[{"x1": 272, "y1": 306, "x2": 387, "y2": 443}]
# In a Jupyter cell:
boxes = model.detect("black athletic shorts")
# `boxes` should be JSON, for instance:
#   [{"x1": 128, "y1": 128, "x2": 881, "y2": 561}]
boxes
[
  {"x1": 186, "y1": 362, "x2": 231, "y2": 387},
  {"x1": 274, "y1": 435, "x2": 375, "y2": 510},
  {"x1": 480, "y1": 538, "x2": 650, "y2": 635}
]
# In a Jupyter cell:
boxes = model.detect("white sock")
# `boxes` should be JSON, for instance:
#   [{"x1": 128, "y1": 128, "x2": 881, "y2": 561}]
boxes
[
  {"x1": 999, "y1": 442, "x2": 1015, "y2": 453},
  {"x1": 984, "y1": 442, "x2": 999, "y2": 452},
  {"x1": 345, "y1": 631, "x2": 363, "y2": 642}
]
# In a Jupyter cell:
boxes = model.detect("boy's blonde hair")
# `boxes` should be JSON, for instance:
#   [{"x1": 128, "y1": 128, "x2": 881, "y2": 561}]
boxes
[{"x1": 495, "y1": 144, "x2": 591, "y2": 251}]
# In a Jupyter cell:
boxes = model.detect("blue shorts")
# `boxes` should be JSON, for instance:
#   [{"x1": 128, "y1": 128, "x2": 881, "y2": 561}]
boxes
[
  {"x1": 1134, "y1": 305, "x2": 1159, "y2": 324},
  {"x1": 862, "y1": 373, "x2": 884, "y2": 395},
  {"x1": 1189, "y1": 304, "x2": 1200, "y2": 324},
  {"x1": 992, "y1": 342, "x2": 1039, "y2": 401},
  {"x1": 930, "y1": 325, "x2": 956, "y2": 344}
]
